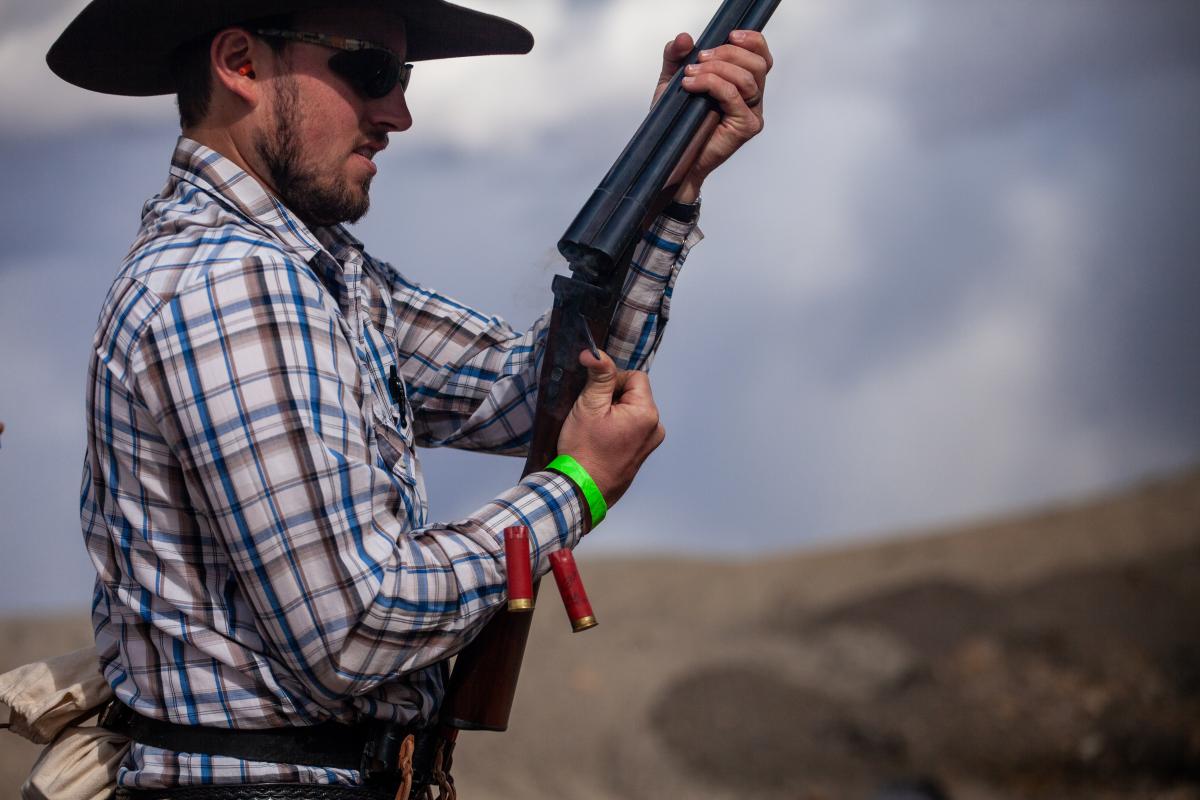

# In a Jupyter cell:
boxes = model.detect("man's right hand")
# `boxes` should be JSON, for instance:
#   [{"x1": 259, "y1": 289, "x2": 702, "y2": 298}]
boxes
[{"x1": 556, "y1": 350, "x2": 666, "y2": 508}]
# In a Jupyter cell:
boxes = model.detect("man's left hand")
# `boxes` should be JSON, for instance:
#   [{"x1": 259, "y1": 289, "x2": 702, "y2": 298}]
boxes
[{"x1": 654, "y1": 30, "x2": 773, "y2": 203}]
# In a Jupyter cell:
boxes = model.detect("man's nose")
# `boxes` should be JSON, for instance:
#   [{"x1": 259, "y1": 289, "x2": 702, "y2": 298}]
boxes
[{"x1": 368, "y1": 87, "x2": 413, "y2": 133}]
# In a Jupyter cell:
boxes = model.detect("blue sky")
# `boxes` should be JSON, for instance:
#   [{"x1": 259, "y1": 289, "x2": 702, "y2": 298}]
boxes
[{"x1": 1, "y1": 0, "x2": 1198, "y2": 611}]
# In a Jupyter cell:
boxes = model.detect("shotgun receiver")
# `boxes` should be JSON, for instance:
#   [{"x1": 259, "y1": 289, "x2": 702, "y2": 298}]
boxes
[{"x1": 443, "y1": 0, "x2": 783, "y2": 732}]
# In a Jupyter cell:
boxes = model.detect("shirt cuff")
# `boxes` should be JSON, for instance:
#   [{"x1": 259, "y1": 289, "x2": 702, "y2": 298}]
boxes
[
  {"x1": 652, "y1": 212, "x2": 703, "y2": 243},
  {"x1": 474, "y1": 469, "x2": 589, "y2": 583},
  {"x1": 664, "y1": 202, "x2": 698, "y2": 225}
]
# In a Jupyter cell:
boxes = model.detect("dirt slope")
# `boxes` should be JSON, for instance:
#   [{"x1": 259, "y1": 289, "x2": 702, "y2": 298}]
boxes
[{"x1": 3, "y1": 467, "x2": 1198, "y2": 799}]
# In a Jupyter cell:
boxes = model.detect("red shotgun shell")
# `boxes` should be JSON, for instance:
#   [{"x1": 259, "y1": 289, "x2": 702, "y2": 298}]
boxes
[
  {"x1": 504, "y1": 526, "x2": 534, "y2": 611},
  {"x1": 549, "y1": 549, "x2": 597, "y2": 632}
]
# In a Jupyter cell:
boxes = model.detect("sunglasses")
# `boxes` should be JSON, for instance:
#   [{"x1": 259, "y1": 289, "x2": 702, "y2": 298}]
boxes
[{"x1": 254, "y1": 29, "x2": 413, "y2": 99}]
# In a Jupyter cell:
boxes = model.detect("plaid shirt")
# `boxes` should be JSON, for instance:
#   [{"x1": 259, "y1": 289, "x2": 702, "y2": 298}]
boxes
[{"x1": 81, "y1": 138, "x2": 701, "y2": 787}]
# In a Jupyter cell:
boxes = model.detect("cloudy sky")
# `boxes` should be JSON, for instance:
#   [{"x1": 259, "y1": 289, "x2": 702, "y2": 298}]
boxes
[{"x1": 1, "y1": 0, "x2": 1198, "y2": 612}]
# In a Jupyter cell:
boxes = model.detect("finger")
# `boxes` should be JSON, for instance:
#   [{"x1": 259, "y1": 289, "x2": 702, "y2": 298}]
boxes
[
  {"x1": 728, "y1": 30, "x2": 774, "y2": 73},
  {"x1": 576, "y1": 349, "x2": 618, "y2": 412},
  {"x1": 637, "y1": 423, "x2": 667, "y2": 462},
  {"x1": 681, "y1": 71, "x2": 761, "y2": 125},
  {"x1": 698, "y1": 43, "x2": 770, "y2": 85},
  {"x1": 612, "y1": 369, "x2": 656, "y2": 409},
  {"x1": 658, "y1": 32, "x2": 694, "y2": 84},
  {"x1": 685, "y1": 59, "x2": 759, "y2": 107},
  {"x1": 611, "y1": 367, "x2": 633, "y2": 394}
]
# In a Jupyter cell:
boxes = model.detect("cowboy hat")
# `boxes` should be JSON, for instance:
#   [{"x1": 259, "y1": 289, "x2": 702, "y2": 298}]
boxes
[{"x1": 47, "y1": 0, "x2": 533, "y2": 96}]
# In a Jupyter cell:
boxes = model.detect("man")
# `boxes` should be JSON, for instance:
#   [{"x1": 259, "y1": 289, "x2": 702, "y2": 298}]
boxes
[{"x1": 47, "y1": 0, "x2": 770, "y2": 796}]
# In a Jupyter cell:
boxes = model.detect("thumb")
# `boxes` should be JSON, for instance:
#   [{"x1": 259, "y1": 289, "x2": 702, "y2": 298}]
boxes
[
  {"x1": 576, "y1": 349, "x2": 618, "y2": 413},
  {"x1": 660, "y1": 33, "x2": 692, "y2": 74},
  {"x1": 654, "y1": 32, "x2": 694, "y2": 101}
]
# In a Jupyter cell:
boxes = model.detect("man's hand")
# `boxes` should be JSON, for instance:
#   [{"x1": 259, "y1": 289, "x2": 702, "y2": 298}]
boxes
[
  {"x1": 556, "y1": 350, "x2": 666, "y2": 508},
  {"x1": 654, "y1": 30, "x2": 773, "y2": 202}
]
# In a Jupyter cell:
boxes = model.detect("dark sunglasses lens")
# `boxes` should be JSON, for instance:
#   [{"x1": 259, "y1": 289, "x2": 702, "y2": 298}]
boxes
[{"x1": 329, "y1": 49, "x2": 400, "y2": 99}]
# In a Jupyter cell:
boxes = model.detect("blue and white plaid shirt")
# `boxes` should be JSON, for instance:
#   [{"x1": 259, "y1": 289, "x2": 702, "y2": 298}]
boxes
[{"x1": 80, "y1": 138, "x2": 700, "y2": 786}]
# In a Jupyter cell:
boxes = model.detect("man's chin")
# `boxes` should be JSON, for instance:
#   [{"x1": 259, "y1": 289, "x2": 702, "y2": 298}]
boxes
[
  {"x1": 341, "y1": 185, "x2": 372, "y2": 225},
  {"x1": 293, "y1": 183, "x2": 371, "y2": 227},
  {"x1": 335, "y1": 178, "x2": 373, "y2": 225}
]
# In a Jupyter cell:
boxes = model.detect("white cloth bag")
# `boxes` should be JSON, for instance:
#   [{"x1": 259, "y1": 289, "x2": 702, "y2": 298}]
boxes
[{"x1": 0, "y1": 646, "x2": 128, "y2": 800}]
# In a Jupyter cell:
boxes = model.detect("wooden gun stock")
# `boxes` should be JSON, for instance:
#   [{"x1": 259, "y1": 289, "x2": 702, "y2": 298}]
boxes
[{"x1": 443, "y1": 0, "x2": 783, "y2": 733}]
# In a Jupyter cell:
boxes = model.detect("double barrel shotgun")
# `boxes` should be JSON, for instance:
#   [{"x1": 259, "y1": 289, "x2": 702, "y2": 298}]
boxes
[{"x1": 443, "y1": 0, "x2": 783, "y2": 734}]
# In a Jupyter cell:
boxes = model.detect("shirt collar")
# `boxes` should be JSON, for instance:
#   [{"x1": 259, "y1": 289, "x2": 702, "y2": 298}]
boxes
[
  {"x1": 314, "y1": 223, "x2": 366, "y2": 265},
  {"x1": 169, "y1": 136, "x2": 366, "y2": 267}
]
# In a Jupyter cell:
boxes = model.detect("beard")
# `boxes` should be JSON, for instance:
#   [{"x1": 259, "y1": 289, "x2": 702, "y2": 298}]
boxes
[{"x1": 255, "y1": 77, "x2": 372, "y2": 227}]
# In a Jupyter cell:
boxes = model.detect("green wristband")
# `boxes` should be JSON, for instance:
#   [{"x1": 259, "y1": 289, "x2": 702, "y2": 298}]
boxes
[{"x1": 546, "y1": 454, "x2": 607, "y2": 527}]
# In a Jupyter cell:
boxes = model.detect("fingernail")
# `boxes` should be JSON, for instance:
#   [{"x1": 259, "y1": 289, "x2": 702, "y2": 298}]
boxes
[
  {"x1": 682, "y1": 76, "x2": 696, "y2": 85},
  {"x1": 731, "y1": 30, "x2": 746, "y2": 42},
  {"x1": 699, "y1": 48, "x2": 714, "y2": 58},
  {"x1": 685, "y1": 64, "x2": 698, "y2": 74}
]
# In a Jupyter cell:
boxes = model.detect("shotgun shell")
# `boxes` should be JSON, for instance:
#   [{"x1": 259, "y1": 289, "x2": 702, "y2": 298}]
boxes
[
  {"x1": 549, "y1": 549, "x2": 598, "y2": 632},
  {"x1": 504, "y1": 526, "x2": 534, "y2": 611}
]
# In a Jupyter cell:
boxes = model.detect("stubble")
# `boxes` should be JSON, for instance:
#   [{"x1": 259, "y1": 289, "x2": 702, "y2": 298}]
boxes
[{"x1": 255, "y1": 76, "x2": 372, "y2": 227}]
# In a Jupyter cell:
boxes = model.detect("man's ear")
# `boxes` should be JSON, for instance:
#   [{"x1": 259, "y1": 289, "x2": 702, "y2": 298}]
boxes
[{"x1": 211, "y1": 28, "x2": 263, "y2": 106}]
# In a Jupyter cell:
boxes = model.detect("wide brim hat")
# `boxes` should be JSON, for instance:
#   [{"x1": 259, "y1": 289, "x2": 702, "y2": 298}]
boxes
[{"x1": 47, "y1": 0, "x2": 534, "y2": 96}]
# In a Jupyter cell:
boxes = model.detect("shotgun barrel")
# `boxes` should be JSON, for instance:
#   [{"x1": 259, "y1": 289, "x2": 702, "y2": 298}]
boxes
[{"x1": 559, "y1": 0, "x2": 782, "y2": 279}]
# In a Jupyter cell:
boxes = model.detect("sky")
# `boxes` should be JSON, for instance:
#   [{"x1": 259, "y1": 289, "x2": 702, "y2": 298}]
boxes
[{"x1": 1, "y1": 0, "x2": 1198, "y2": 612}]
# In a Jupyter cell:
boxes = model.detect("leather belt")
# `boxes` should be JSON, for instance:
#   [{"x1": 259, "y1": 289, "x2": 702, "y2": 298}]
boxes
[
  {"x1": 100, "y1": 700, "x2": 440, "y2": 782},
  {"x1": 114, "y1": 784, "x2": 403, "y2": 799}
]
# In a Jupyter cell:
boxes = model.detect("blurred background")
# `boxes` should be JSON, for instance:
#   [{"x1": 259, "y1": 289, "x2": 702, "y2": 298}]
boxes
[
  {"x1": 1, "y1": 0, "x2": 1199, "y2": 797},
  {"x1": 2, "y1": 0, "x2": 1199, "y2": 609}
]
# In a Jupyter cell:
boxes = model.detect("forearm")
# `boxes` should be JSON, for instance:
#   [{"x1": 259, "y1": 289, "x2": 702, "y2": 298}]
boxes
[{"x1": 239, "y1": 457, "x2": 588, "y2": 696}]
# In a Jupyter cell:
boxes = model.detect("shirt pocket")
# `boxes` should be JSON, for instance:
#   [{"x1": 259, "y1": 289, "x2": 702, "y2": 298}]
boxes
[{"x1": 370, "y1": 396, "x2": 417, "y2": 489}]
